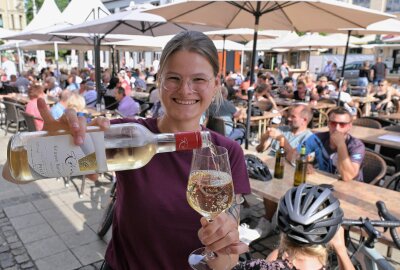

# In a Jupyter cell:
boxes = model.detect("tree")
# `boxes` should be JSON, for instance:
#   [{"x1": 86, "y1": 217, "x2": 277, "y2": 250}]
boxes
[{"x1": 25, "y1": 0, "x2": 70, "y2": 25}]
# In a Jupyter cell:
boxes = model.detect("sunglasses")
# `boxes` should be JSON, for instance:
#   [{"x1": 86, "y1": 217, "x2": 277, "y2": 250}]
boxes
[
  {"x1": 329, "y1": 121, "x2": 351, "y2": 128},
  {"x1": 379, "y1": 84, "x2": 384, "y2": 87}
]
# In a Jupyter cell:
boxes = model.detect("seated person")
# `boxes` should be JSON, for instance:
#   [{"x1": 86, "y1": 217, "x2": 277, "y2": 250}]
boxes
[
  {"x1": 44, "y1": 76, "x2": 62, "y2": 98},
  {"x1": 254, "y1": 83, "x2": 278, "y2": 112},
  {"x1": 374, "y1": 80, "x2": 400, "y2": 113},
  {"x1": 329, "y1": 80, "x2": 357, "y2": 116},
  {"x1": 256, "y1": 104, "x2": 313, "y2": 157},
  {"x1": 50, "y1": 89, "x2": 71, "y2": 120},
  {"x1": 25, "y1": 84, "x2": 47, "y2": 131},
  {"x1": 207, "y1": 86, "x2": 245, "y2": 142},
  {"x1": 293, "y1": 81, "x2": 319, "y2": 101},
  {"x1": 114, "y1": 86, "x2": 140, "y2": 117},
  {"x1": 296, "y1": 107, "x2": 365, "y2": 182},
  {"x1": 224, "y1": 76, "x2": 237, "y2": 101},
  {"x1": 83, "y1": 81, "x2": 97, "y2": 108},
  {"x1": 202, "y1": 184, "x2": 355, "y2": 270},
  {"x1": 278, "y1": 77, "x2": 294, "y2": 98}
]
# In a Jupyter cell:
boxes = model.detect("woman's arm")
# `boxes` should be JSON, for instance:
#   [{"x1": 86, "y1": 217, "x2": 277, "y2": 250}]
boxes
[{"x1": 330, "y1": 227, "x2": 355, "y2": 270}]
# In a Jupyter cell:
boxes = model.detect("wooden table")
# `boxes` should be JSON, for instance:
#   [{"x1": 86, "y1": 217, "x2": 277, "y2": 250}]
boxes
[
  {"x1": 85, "y1": 107, "x2": 115, "y2": 118},
  {"x1": 313, "y1": 126, "x2": 400, "y2": 151},
  {"x1": 374, "y1": 113, "x2": 400, "y2": 121},
  {"x1": 274, "y1": 97, "x2": 335, "y2": 111},
  {"x1": 246, "y1": 153, "x2": 400, "y2": 246},
  {"x1": 248, "y1": 112, "x2": 281, "y2": 139},
  {"x1": 0, "y1": 94, "x2": 56, "y2": 106},
  {"x1": 352, "y1": 96, "x2": 379, "y2": 104}
]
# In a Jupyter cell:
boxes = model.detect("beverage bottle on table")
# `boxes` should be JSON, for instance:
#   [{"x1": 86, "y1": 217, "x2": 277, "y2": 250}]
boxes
[
  {"x1": 274, "y1": 137, "x2": 285, "y2": 179},
  {"x1": 304, "y1": 89, "x2": 311, "y2": 103},
  {"x1": 294, "y1": 145, "x2": 307, "y2": 186},
  {"x1": 7, "y1": 123, "x2": 211, "y2": 182}
]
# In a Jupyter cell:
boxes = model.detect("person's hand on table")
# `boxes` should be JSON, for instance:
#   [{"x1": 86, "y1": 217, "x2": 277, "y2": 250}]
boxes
[{"x1": 198, "y1": 213, "x2": 248, "y2": 269}]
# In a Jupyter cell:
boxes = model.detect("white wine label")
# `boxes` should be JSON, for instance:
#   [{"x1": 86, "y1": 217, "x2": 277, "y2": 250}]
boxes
[{"x1": 26, "y1": 132, "x2": 107, "y2": 178}]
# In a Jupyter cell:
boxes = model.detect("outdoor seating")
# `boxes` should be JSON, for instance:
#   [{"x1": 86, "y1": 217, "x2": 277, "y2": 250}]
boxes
[
  {"x1": 2, "y1": 101, "x2": 26, "y2": 135},
  {"x1": 353, "y1": 117, "x2": 382, "y2": 129},
  {"x1": 365, "y1": 116, "x2": 396, "y2": 127},
  {"x1": 20, "y1": 112, "x2": 40, "y2": 132},
  {"x1": 362, "y1": 150, "x2": 387, "y2": 186},
  {"x1": 383, "y1": 171, "x2": 400, "y2": 192},
  {"x1": 207, "y1": 116, "x2": 246, "y2": 144}
]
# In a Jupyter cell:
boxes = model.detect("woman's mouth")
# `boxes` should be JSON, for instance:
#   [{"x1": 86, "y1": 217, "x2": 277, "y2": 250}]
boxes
[{"x1": 173, "y1": 98, "x2": 199, "y2": 105}]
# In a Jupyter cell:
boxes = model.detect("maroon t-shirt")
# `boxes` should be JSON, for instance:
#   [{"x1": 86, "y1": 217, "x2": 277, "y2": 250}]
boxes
[{"x1": 106, "y1": 117, "x2": 250, "y2": 269}]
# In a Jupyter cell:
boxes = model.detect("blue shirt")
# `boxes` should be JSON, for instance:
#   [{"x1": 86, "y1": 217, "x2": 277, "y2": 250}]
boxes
[
  {"x1": 50, "y1": 102, "x2": 65, "y2": 120},
  {"x1": 118, "y1": 96, "x2": 140, "y2": 117},
  {"x1": 84, "y1": 90, "x2": 98, "y2": 107},
  {"x1": 298, "y1": 131, "x2": 365, "y2": 181}
]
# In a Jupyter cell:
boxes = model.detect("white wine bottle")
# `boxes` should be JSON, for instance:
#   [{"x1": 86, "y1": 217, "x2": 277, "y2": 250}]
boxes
[
  {"x1": 293, "y1": 145, "x2": 307, "y2": 186},
  {"x1": 273, "y1": 137, "x2": 285, "y2": 179},
  {"x1": 7, "y1": 123, "x2": 211, "y2": 182}
]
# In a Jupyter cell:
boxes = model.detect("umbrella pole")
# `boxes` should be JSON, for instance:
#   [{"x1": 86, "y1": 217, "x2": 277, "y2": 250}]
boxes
[
  {"x1": 94, "y1": 36, "x2": 102, "y2": 105},
  {"x1": 111, "y1": 46, "x2": 116, "y2": 76},
  {"x1": 338, "y1": 30, "x2": 352, "y2": 106},
  {"x1": 54, "y1": 42, "x2": 59, "y2": 82},
  {"x1": 308, "y1": 46, "x2": 311, "y2": 71},
  {"x1": 245, "y1": 2, "x2": 260, "y2": 150},
  {"x1": 221, "y1": 35, "x2": 226, "y2": 82}
]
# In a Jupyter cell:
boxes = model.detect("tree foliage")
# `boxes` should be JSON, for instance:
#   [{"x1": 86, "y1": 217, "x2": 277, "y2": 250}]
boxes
[{"x1": 25, "y1": 0, "x2": 70, "y2": 24}]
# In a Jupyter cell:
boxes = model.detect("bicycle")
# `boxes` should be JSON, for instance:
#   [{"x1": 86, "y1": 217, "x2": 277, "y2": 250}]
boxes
[
  {"x1": 97, "y1": 180, "x2": 117, "y2": 238},
  {"x1": 339, "y1": 201, "x2": 400, "y2": 270}
]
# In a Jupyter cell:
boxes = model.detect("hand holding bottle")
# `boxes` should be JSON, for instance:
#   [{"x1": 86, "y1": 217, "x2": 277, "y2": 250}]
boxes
[{"x1": 38, "y1": 98, "x2": 110, "y2": 145}]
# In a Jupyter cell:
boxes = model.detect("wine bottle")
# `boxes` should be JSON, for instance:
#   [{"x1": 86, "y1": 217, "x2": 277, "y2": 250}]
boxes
[
  {"x1": 273, "y1": 137, "x2": 285, "y2": 179},
  {"x1": 7, "y1": 123, "x2": 211, "y2": 182},
  {"x1": 293, "y1": 145, "x2": 307, "y2": 186}
]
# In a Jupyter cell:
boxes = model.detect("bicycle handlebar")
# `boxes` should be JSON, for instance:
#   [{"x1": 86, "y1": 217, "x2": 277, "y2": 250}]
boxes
[{"x1": 341, "y1": 201, "x2": 400, "y2": 249}]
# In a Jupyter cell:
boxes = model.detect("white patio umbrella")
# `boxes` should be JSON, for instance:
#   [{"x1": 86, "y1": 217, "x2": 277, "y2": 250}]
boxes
[
  {"x1": 204, "y1": 28, "x2": 276, "y2": 76},
  {"x1": 53, "y1": 6, "x2": 221, "y2": 99},
  {"x1": 384, "y1": 36, "x2": 400, "y2": 43},
  {"x1": 147, "y1": 0, "x2": 394, "y2": 148}
]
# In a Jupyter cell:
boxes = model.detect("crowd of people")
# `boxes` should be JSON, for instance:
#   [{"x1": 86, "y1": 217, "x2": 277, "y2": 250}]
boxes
[{"x1": 1, "y1": 30, "x2": 398, "y2": 270}]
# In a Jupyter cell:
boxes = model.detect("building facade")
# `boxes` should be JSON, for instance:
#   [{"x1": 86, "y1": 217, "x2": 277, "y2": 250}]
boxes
[{"x1": 0, "y1": 0, "x2": 26, "y2": 31}]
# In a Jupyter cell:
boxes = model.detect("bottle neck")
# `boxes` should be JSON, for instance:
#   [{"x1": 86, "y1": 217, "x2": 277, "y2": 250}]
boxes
[{"x1": 156, "y1": 131, "x2": 211, "y2": 153}]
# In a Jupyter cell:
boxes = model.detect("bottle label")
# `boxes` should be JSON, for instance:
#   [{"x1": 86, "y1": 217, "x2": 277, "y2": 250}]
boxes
[
  {"x1": 26, "y1": 132, "x2": 108, "y2": 178},
  {"x1": 175, "y1": 132, "x2": 202, "y2": 151}
]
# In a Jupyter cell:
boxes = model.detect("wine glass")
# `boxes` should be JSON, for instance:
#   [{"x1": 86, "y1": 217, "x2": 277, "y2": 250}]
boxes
[{"x1": 186, "y1": 146, "x2": 234, "y2": 270}]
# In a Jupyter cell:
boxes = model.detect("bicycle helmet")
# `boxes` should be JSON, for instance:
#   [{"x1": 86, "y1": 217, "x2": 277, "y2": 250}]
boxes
[
  {"x1": 244, "y1": 154, "x2": 272, "y2": 182},
  {"x1": 277, "y1": 184, "x2": 343, "y2": 245}
]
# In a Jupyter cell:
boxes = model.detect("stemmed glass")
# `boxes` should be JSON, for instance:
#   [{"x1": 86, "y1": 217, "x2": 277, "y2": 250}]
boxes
[{"x1": 186, "y1": 146, "x2": 234, "y2": 270}]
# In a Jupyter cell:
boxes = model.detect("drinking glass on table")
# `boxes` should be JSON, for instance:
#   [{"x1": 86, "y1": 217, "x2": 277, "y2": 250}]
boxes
[{"x1": 186, "y1": 146, "x2": 234, "y2": 270}]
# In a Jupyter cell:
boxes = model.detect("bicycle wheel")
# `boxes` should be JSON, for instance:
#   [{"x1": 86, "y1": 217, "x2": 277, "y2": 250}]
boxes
[
  {"x1": 97, "y1": 197, "x2": 116, "y2": 238},
  {"x1": 97, "y1": 182, "x2": 117, "y2": 238}
]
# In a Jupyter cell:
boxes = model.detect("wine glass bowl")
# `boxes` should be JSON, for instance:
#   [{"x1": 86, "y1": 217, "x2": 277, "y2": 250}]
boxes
[{"x1": 186, "y1": 146, "x2": 234, "y2": 270}]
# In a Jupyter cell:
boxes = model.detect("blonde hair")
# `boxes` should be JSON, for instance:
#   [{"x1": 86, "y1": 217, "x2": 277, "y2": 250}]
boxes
[
  {"x1": 278, "y1": 234, "x2": 328, "y2": 266},
  {"x1": 66, "y1": 92, "x2": 86, "y2": 112}
]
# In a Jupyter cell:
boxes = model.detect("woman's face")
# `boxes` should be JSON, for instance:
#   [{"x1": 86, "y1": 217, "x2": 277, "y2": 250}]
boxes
[{"x1": 159, "y1": 50, "x2": 218, "y2": 123}]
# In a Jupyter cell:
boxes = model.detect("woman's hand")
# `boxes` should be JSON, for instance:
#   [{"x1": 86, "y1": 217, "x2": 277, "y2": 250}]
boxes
[
  {"x1": 329, "y1": 226, "x2": 346, "y2": 251},
  {"x1": 198, "y1": 214, "x2": 248, "y2": 255},
  {"x1": 38, "y1": 98, "x2": 110, "y2": 145}
]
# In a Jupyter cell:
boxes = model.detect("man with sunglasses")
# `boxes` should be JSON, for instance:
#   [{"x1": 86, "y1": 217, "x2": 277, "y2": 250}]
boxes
[{"x1": 297, "y1": 107, "x2": 365, "y2": 182}]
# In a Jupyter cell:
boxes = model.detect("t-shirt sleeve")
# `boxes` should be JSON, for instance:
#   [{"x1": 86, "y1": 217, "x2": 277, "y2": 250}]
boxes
[
  {"x1": 226, "y1": 140, "x2": 251, "y2": 195},
  {"x1": 348, "y1": 138, "x2": 365, "y2": 165}
]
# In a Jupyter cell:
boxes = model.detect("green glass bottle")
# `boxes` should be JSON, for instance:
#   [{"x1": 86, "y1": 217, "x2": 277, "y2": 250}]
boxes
[
  {"x1": 294, "y1": 145, "x2": 307, "y2": 186},
  {"x1": 274, "y1": 137, "x2": 285, "y2": 179}
]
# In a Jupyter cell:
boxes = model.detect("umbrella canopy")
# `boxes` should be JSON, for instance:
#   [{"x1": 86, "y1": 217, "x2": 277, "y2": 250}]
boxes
[
  {"x1": 277, "y1": 33, "x2": 354, "y2": 49},
  {"x1": 384, "y1": 36, "x2": 400, "y2": 43},
  {"x1": 54, "y1": 8, "x2": 220, "y2": 37},
  {"x1": 205, "y1": 28, "x2": 277, "y2": 42},
  {"x1": 338, "y1": 18, "x2": 400, "y2": 36},
  {"x1": 245, "y1": 31, "x2": 299, "y2": 50},
  {"x1": 146, "y1": 0, "x2": 393, "y2": 149}
]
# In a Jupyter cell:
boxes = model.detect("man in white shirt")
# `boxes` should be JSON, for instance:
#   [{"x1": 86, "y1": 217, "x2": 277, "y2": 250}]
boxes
[{"x1": 1, "y1": 53, "x2": 17, "y2": 81}]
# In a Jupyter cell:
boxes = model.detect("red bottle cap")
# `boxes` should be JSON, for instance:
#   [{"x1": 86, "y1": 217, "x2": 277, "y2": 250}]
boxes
[{"x1": 175, "y1": 132, "x2": 202, "y2": 151}]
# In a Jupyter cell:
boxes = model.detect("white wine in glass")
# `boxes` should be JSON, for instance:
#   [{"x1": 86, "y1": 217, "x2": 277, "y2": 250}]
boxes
[{"x1": 186, "y1": 146, "x2": 234, "y2": 270}]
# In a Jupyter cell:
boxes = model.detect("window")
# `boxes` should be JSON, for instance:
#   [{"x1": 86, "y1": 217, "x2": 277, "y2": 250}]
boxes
[
  {"x1": 386, "y1": 0, "x2": 400, "y2": 12},
  {"x1": 19, "y1": 15, "x2": 23, "y2": 30},
  {"x1": 0, "y1": 14, "x2": 3, "y2": 28},
  {"x1": 352, "y1": 0, "x2": 370, "y2": 8},
  {"x1": 11, "y1": 14, "x2": 15, "y2": 30}
]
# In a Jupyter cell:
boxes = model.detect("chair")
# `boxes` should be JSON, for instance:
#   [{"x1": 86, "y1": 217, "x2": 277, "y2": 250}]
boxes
[
  {"x1": 0, "y1": 101, "x2": 5, "y2": 126},
  {"x1": 309, "y1": 109, "x2": 328, "y2": 129},
  {"x1": 103, "y1": 96, "x2": 118, "y2": 110},
  {"x1": 362, "y1": 150, "x2": 387, "y2": 186},
  {"x1": 207, "y1": 116, "x2": 246, "y2": 144},
  {"x1": 378, "y1": 125, "x2": 400, "y2": 176},
  {"x1": 3, "y1": 101, "x2": 26, "y2": 135},
  {"x1": 139, "y1": 103, "x2": 150, "y2": 117},
  {"x1": 21, "y1": 112, "x2": 40, "y2": 132},
  {"x1": 383, "y1": 171, "x2": 400, "y2": 192},
  {"x1": 365, "y1": 117, "x2": 396, "y2": 128},
  {"x1": 353, "y1": 118, "x2": 382, "y2": 129}
]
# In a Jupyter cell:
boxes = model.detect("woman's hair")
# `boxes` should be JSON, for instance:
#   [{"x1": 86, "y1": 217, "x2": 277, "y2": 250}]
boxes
[
  {"x1": 279, "y1": 233, "x2": 328, "y2": 266},
  {"x1": 66, "y1": 92, "x2": 86, "y2": 112},
  {"x1": 157, "y1": 31, "x2": 222, "y2": 106}
]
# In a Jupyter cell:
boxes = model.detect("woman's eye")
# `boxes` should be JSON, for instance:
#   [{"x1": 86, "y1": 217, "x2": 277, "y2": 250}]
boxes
[
  {"x1": 193, "y1": 78, "x2": 207, "y2": 83},
  {"x1": 166, "y1": 76, "x2": 181, "y2": 82}
]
